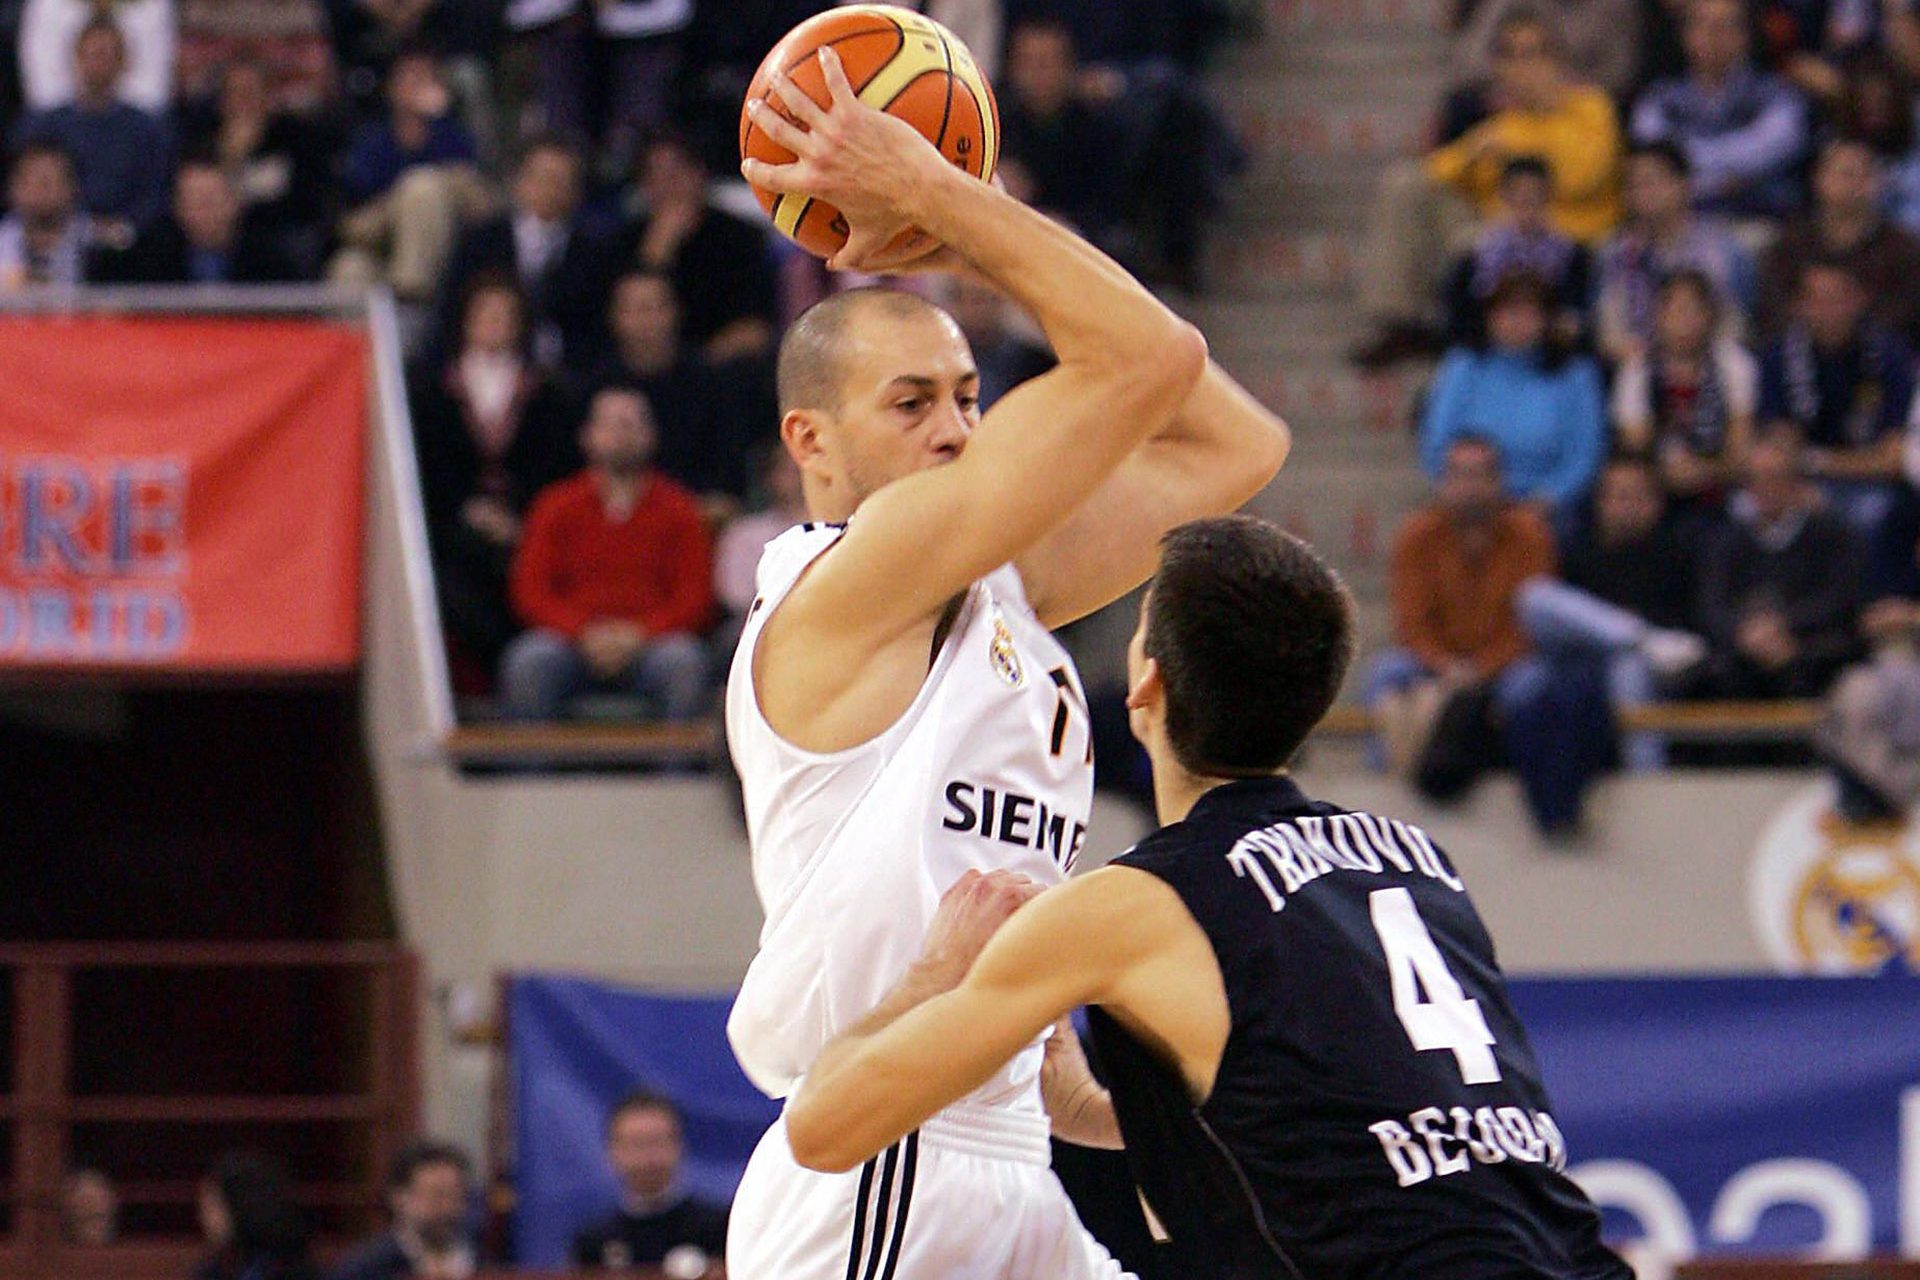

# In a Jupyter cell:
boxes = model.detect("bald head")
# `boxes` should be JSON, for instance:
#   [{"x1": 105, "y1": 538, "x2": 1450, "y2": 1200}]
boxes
[{"x1": 777, "y1": 287, "x2": 954, "y2": 415}]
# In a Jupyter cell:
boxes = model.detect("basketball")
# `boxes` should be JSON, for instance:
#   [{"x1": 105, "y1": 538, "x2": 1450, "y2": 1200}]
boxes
[{"x1": 739, "y1": 4, "x2": 1000, "y2": 262}]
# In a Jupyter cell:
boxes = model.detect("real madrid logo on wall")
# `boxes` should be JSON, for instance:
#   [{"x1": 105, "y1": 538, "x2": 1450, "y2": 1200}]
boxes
[
  {"x1": 1749, "y1": 780, "x2": 1920, "y2": 973},
  {"x1": 989, "y1": 608, "x2": 1024, "y2": 687}
]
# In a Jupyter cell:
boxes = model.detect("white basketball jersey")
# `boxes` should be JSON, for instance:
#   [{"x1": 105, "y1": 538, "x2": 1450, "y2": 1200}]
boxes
[{"x1": 725, "y1": 522, "x2": 1095, "y2": 1120}]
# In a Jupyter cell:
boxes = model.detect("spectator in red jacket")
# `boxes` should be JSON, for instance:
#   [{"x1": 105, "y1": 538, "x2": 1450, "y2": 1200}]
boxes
[{"x1": 501, "y1": 386, "x2": 714, "y2": 722}]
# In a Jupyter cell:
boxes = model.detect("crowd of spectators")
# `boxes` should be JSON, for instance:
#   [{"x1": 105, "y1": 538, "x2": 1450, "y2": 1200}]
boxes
[
  {"x1": 64, "y1": 1091, "x2": 732, "y2": 1274},
  {"x1": 0, "y1": 0, "x2": 1237, "y2": 727},
  {"x1": 1352, "y1": 0, "x2": 1920, "y2": 831}
]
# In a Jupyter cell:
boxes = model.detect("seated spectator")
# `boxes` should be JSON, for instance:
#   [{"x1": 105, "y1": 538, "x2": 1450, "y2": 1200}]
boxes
[
  {"x1": 195, "y1": 1151, "x2": 318, "y2": 1280},
  {"x1": 1757, "y1": 259, "x2": 1912, "y2": 541},
  {"x1": 330, "y1": 48, "x2": 489, "y2": 304},
  {"x1": 1000, "y1": 16, "x2": 1120, "y2": 249},
  {"x1": 94, "y1": 159, "x2": 301, "y2": 283},
  {"x1": 1757, "y1": 137, "x2": 1920, "y2": 343},
  {"x1": 1419, "y1": 271, "x2": 1608, "y2": 517},
  {"x1": 13, "y1": 17, "x2": 173, "y2": 236},
  {"x1": 1452, "y1": 0, "x2": 1644, "y2": 106},
  {"x1": 1595, "y1": 140, "x2": 1755, "y2": 364},
  {"x1": 1755, "y1": 0, "x2": 1881, "y2": 106},
  {"x1": 1818, "y1": 594, "x2": 1920, "y2": 820},
  {"x1": 61, "y1": 1168, "x2": 116, "y2": 1246},
  {"x1": 0, "y1": 140, "x2": 99, "y2": 289},
  {"x1": 1351, "y1": 9, "x2": 1622, "y2": 367},
  {"x1": 619, "y1": 131, "x2": 778, "y2": 365},
  {"x1": 1614, "y1": 269, "x2": 1759, "y2": 504},
  {"x1": 180, "y1": 58, "x2": 332, "y2": 276},
  {"x1": 938, "y1": 276, "x2": 1056, "y2": 410},
  {"x1": 1698, "y1": 429, "x2": 1865, "y2": 697},
  {"x1": 1832, "y1": 57, "x2": 1920, "y2": 241},
  {"x1": 714, "y1": 444, "x2": 804, "y2": 634},
  {"x1": 331, "y1": 1140, "x2": 480, "y2": 1280},
  {"x1": 502, "y1": 387, "x2": 714, "y2": 722},
  {"x1": 1520, "y1": 453, "x2": 1709, "y2": 769},
  {"x1": 440, "y1": 135, "x2": 610, "y2": 370},
  {"x1": 588, "y1": 270, "x2": 757, "y2": 515},
  {"x1": 571, "y1": 1089, "x2": 729, "y2": 1272},
  {"x1": 1370, "y1": 437, "x2": 1602, "y2": 831},
  {"x1": 1629, "y1": 0, "x2": 1809, "y2": 219},
  {"x1": 414, "y1": 276, "x2": 581, "y2": 672},
  {"x1": 326, "y1": 0, "x2": 498, "y2": 136},
  {"x1": 1441, "y1": 155, "x2": 1591, "y2": 349},
  {"x1": 19, "y1": 0, "x2": 174, "y2": 114}
]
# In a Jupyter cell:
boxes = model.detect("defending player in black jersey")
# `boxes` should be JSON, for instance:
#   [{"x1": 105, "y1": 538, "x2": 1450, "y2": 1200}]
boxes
[{"x1": 786, "y1": 515, "x2": 1633, "y2": 1280}]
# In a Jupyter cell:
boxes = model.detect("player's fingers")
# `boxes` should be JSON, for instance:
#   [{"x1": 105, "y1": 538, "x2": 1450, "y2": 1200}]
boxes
[
  {"x1": 819, "y1": 46, "x2": 859, "y2": 108},
  {"x1": 744, "y1": 97, "x2": 810, "y2": 154},
  {"x1": 828, "y1": 229, "x2": 884, "y2": 273},
  {"x1": 740, "y1": 156, "x2": 806, "y2": 194},
  {"x1": 767, "y1": 71, "x2": 827, "y2": 128}
]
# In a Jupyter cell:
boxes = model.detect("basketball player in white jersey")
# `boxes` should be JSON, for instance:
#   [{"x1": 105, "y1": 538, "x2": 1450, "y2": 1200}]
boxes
[{"x1": 724, "y1": 48, "x2": 1290, "y2": 1279}]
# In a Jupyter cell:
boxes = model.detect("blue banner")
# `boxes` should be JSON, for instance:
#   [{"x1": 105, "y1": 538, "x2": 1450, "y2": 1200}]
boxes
[
  {"x1": 1509, "y1": 974, "x2": 1920, "y2": 1261},
  {"x1": 508, "y1": 972, "x2": 1920, "y2": 1267},
  {"x1": 507, "y1": 975, "x2": 779, "y2": 1267}
]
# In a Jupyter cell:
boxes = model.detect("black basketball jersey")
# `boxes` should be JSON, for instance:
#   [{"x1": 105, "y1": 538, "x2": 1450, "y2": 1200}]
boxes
[{"x1": 1085, "y1": 775, "x2": 1631, "y2": 1280}]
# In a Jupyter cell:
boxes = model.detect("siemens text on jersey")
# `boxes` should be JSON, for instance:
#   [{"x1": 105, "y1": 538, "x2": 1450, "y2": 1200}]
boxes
[
  {"x1": 1226, "y1": 812, "x2": 1464, "y2": 911},
  {"x1": 941, "y1": 780, "x2": 1089, "y2": 871}
]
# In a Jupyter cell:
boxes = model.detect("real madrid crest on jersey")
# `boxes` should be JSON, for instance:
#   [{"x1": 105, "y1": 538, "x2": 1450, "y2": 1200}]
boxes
[{"x1": 989, "y1": 607, "x2": 1024, "y2": 687}]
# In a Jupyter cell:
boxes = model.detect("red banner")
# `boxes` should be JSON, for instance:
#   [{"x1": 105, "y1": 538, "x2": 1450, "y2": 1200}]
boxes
[{"x1": 0, "y1": 315, "x2": 366, "y2": 670}]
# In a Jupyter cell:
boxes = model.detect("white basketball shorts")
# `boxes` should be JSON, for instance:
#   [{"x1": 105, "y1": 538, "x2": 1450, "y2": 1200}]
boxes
[{"x1": 726, "y1": 1101, "x2": 1133, "y2": 1280}]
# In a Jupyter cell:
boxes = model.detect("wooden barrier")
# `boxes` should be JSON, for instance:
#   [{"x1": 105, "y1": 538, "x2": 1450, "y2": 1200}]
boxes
[
  {"x1": 0, "y1": 943, "x2": 419, "y2": 1280},
  {"x1": 1315, "y1": 699, "x2": 1822, "y2": 741},
  {"x1": 443, "y1": 700, "x2": 1824, "y2": 769}
]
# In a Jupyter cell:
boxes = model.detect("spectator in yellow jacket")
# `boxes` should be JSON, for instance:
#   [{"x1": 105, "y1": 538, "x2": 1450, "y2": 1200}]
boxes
[{"x1": 1352, "y1": 9, "x2": 1624, "y2": 368}]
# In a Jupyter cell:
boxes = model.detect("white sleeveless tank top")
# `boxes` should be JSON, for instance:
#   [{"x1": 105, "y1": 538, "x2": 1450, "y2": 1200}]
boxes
[{"x1": 725, "y1": 521, "x2": 1095, "y2": 1144}]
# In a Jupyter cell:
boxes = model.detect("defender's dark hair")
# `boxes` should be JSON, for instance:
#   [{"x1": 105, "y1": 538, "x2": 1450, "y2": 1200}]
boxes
[
  {"x1": 776, "y1": 286, "x2": 952, "y2": 415},
  {"x1": 605, "y1": 1086, "x2": 683, "y2": 1139},
  {"x1": 1143, "y1": 516, "x2": 1355, "y2": 776},
  {"x1": 386, "y1": 1139, "x2": 471, "y2": 1192}
]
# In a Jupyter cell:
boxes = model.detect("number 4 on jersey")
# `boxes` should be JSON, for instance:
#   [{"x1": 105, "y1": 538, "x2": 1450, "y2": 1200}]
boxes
[{"x1": 1368, "y1": 887, "x2": 1502, "y2": 1085}]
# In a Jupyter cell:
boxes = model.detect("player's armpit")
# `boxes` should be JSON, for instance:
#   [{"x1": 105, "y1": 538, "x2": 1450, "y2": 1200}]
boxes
[{"x1": 1016, "y1": 361, "x2": 1292, "y2": 628}]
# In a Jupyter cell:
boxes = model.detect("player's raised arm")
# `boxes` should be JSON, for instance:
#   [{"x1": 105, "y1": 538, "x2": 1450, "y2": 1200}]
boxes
[
  {"x1": 743, "y1": 49, "x2": 1206, "y2": 642},
  {"x1": 1016, "y1": 361, "x2": 1294, "y2": 628}
]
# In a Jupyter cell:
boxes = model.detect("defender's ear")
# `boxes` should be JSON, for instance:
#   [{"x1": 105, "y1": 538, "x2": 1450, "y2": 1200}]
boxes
[{"x1": 1126, "y1": 656, "x2": 1164, "y2": 712}]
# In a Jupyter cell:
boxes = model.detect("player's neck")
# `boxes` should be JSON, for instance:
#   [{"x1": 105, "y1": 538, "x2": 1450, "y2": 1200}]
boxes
[{"x1": 1152, "y1": 745, "x2": 1289, "y2": 824}]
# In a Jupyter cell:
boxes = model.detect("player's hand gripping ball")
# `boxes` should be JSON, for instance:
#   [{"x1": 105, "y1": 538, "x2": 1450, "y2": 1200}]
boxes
[{"x1": 740, "y1": 4, "x2": 1000, "y2": 265}]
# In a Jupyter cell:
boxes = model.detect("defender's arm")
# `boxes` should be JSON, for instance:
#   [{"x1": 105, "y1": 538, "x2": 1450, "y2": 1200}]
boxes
[{"x1": 786, "y1": 867, "x2": 1224, "y2": 1174}]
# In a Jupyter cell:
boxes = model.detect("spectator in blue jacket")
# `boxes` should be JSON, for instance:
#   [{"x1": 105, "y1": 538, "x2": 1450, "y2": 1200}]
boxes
[
  {"x1": 1420, "y1": 269, "x2": 1608, "y2": 517},
  {"x1": 1757, "y1": 258, "x2": 1912, "y2": 545},
  {"x1": 1630, "y1": 0, "x2": 1810, "y2": 218},
  {"x1": 329, "y1": 48, "x2": 488, "y2": 303},
  {"x1": 13, "y1": 17, "x2": 172, "y2": 238}
]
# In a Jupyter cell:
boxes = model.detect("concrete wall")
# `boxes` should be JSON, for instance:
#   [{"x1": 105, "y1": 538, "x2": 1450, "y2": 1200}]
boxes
[{"x1": 371, "y1": 761, "x2": 1819, "y2": 1153}]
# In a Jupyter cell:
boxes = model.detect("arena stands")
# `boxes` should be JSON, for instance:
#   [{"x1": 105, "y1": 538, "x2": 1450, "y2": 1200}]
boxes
[{"x1": 3, "y1": 0, "x2": 1919, "y2": 1275}]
